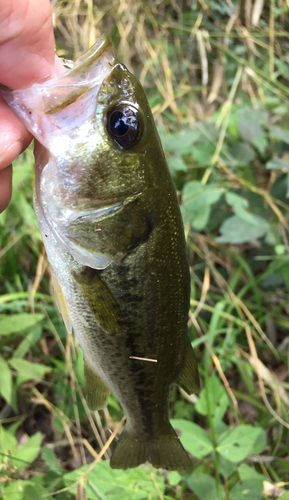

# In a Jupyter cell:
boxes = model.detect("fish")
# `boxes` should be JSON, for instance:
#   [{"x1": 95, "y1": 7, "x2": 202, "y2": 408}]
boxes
[{"x1": 0, "y1": 34, "x2": 199, "y2": 470}]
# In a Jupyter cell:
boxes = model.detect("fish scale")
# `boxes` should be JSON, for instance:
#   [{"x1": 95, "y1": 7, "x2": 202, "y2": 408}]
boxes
[{"x1": 0, "y1": 33, "x2": 199, "y2": 470}]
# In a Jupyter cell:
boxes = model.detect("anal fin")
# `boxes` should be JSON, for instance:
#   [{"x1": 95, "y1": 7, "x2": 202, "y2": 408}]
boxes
[
  {"x1": 176, "y1": 341, "x2": 200, "y2": 395},
  {"x1": 84, "y1": 360, "x2": 110, "y2": 410}
]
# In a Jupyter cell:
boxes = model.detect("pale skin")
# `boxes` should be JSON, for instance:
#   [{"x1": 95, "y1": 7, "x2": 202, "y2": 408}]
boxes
[{"x1": 0, "y1": 0, "x2": 62, "y2": 213}]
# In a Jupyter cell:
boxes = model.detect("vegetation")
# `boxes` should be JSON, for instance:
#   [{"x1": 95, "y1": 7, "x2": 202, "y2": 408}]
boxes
[{"x1": 1, "y1": 0, "x2": 289, "y2": 498}]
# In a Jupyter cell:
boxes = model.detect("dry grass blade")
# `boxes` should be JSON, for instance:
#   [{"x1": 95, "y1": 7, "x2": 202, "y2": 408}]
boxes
[{"x1": 245, "y1": 325, "x2": 289, "y2": 430}]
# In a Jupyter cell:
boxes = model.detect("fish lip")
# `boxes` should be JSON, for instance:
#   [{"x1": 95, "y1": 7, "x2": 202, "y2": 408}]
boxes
[{"x1": 0, "y1": 34, "x2": 115, "y2": 143}]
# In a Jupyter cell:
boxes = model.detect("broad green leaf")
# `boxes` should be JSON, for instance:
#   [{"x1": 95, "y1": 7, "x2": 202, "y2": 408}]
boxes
[
  {"x1": 0, "y1": 424, "x2": 18, "y2": 459},
  {"x1": 237, "y1": 107, "x2": 269, "y2": 125},
  {"x1": 219, "y1": 456, "x2": 237, "y2": 479},
  {"x1": 195, "y1": 376, "x2": 229, "y2": 423},
  {"x1": 216, "y1": 215, "x2": 269, "y2": 244},
  {"x1": 3, "y1": 481, "x2": 25, "y2": 500},
  {"x1": 229, "y1": 142, "x2": 255, "y2": 165},
  {"x1": 230, "y1": 479, "x2": 264, "y2": 500},
  {"x1": 167, "y1": 156, "x2": 188, "y2": 172},
  {"x1": 182, "y1": 205, "x2": 210, "y2": 231},
  {"x1": 239, "y1": 118, "x2": 262, "y2": 142},
  {"x1": 187, "y1": 473, "x2": 225, "y2": 500},
  {"x1": 249, "y1": 429, "x2": 267, "y2": 455},
  {"x1": 23, "y1": 484, "x2": 51, "y2": 500},
  {"x1": 9, "y1": 358, "x2": 52, "y2": 383},
  {"x1": 182, "y1": 181, "x2": 225, "y2": 230},
  {"x1": 269, "y1": 126, "x2": 289, "y2": 144},
  {"x1": 17, "y1": 432, "x2": 42, "y2": 470},
  {"x1": 192, "y1": 143, "x2": 215, "y2": 166},
  {"x1": 217, "y1": 426, "x2": 264, "y2": 463},
  {"x1": 0, "y1": 354, "x2": 12, "y2": 405},
  {"x1": 63, "y1": 461, "x2": 165, "y2": 500},
  {"x1": 168, "y1": 471, "x2": 182, "y2": 485},
  {"x1": 42, "y1": 446, "x2": 63, "y2": 473},
  {"x1": 171, "y1": 419, "x2": 213, "y2": 458},
  {"x1": 238, "y1": 463, "x2": 266, "y2": 481},
  {"x1": 252, "y1": 135, "x2": 268, "y2": 154},
  {"x1": 158, "y1": 128, "x2": 200, "y2": 155},
  {"x1": 266, "y1": 158, "x2": 289, "y2": 171},
  {"x1": 225, "y1": 192, "x2": 259, "y2": 225},
  {"x1": 0, "y1": 313, "x2": 44, "y2": 336}
]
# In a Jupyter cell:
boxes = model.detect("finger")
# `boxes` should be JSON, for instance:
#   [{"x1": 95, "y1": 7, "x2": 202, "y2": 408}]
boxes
[
  {"x1": 0, "y1": 96, "x2": 32, "y2": 170},
  {"x1": 0, "y1": 0, "x2": 56, "y2": 88},
  {"x1": 0, "y1": 164, "x2": 12, "y2": 213}
]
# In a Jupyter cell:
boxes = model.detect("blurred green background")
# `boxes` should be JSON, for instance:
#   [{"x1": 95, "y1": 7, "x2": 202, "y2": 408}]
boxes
[{"x1": 1, "y1": 1, "x2": 289, "y2": 499}]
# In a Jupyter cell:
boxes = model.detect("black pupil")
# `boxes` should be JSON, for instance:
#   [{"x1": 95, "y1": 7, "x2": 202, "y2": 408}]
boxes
[
  {"x1": 110, "y1": 111, "x2": 130, "y2": 137},
  {"x1": 105, "y1": 104, "x2": 142, "y2": 149}
]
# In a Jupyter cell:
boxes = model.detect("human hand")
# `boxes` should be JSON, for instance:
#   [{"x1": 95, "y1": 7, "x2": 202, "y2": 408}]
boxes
[{"x1": 0, "y1": 0, "x2": 60, "y2": 213}]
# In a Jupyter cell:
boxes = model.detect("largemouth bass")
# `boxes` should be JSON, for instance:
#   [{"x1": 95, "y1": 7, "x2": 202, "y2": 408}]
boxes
[{"x1": 1, "y1": 34, "x2": 199, "y2": 470}]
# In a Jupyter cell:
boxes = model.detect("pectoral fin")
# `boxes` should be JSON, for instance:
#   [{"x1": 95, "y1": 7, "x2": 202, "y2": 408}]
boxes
[
  {"x1": 84, "y1": 360, "x2": 110, "y2": 410},
  {"x1": 176, "y1": 341, "x2": 200, "y2": 395},
  {"x1": 51, "y1": 273, "x2": 73, "y2": 334},
  {"x1": 73, "y1": 267, "x2": 123, "y2": 334}
]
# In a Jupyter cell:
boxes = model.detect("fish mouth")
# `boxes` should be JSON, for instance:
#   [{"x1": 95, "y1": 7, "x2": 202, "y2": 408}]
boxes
[
  {"x1": 0, "y1": 34, "x2": 115, "y2": 143},
  {"x1": 43, "y1": 34, "x2": 115, "y2": 115}
]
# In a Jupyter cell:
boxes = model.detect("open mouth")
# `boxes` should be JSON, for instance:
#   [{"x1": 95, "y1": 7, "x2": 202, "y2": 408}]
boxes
[{"x1": 0, "y1": 34, "x2": 116, "y2": 145}]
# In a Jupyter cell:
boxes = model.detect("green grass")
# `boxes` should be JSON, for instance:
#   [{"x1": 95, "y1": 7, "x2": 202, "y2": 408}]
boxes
[{"x1": 1, "y1": 1, "x2": 289, "y2": 499}]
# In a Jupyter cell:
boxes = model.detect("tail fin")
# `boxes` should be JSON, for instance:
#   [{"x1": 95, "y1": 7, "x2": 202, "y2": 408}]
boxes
[{"x1": 110, "y1": 425, "x2": 193, "y2": 471}]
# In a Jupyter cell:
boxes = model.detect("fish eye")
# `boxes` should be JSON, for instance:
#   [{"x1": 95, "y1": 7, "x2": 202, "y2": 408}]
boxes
[{"x1": 105, "y1": 104, "x2": 143, "y2": 149}]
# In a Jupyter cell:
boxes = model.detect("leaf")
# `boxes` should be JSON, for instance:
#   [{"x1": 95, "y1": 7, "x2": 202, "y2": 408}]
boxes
[
  {"x1": 17, "y1": 433, "x2": 42, "y2": 470},
  {"x1": 219, "y1": 456, "x2": 238, "y2": 479},
  {"x1": 171, "y1": 419, "x2": 213, "y2": 458},
  {"x1": 216, "y1": 426, "x2": 264, "y2": 463},
  {"x1": 237, "y1": 107, "x2": 269, "y2": 125},
  {"x1": 3, "y1": 481, "x2": 25, "y2": 500},
  {"x1": 63, "y1": 461, "x2": 165, "y2": 500},
  {"x1": 238, "y1": 463, "x2": 266, "y2": 481},
  {"x1": 266, "y1": 158, "x2": 289, "y2": 171},
  {"x1": 167, "y1": 156, "x2": 188, "y2": 172},
  {"x1": 158, "y1": 128, "x2": 200, "y2": 155},
  {"x1": 252, "y1": 135, "x2": 268, "y2": 154},
  {"x1": 249, "y1": 429, "x2": 267, "y2": 455},
  {"x1": 187, "y1": 473, "x2": 225, "y2": 500},
  {"x1": 230, "y1": 479, "x2": 264, "y2": 500},
  {"x1": 216, "y1": 215, "x2": 270, "y2": 244},
  {"x1": 9, "y1": 358, "x2": 52, "y2": 383},
  {"x1": 268, "y1": 126, "x2": 289, "y2": 144},
  {"x1": 192, "y1": 143, "x2": 215, "y2": 166},
  {"x1": 42, "y1": 446, "x2": 62, "y2": 473},
  {"x1": 182, "y1": 181, "x2": 225, "y2": 230},
  {"x1": 225, "y1": 192, "x2": 258, "y2": 225},
  {"x1": 0, "y1": 313, "x2": 44, "y2": 336},
  {"x1": 0, "y1": 354, "x2": 13, "y2": 405},
  {"x1": 13, "y1": 326, "x2": 42, "y2": 359},
  {"x1": 0, "y1": 424, "x2": 18, "y2": 458},
  {"x1": 229, "y1": 142, "x2": 255, "y2": 165},
  {"x1": 168, "y1": 471, "x2": 182, "y2": 485},
  {"x1": 195, "y1": 376, "x2": 229, "y2": 423},
  {"x1": 239, "y1": 118, "x2": 262, "y2": 142}
]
